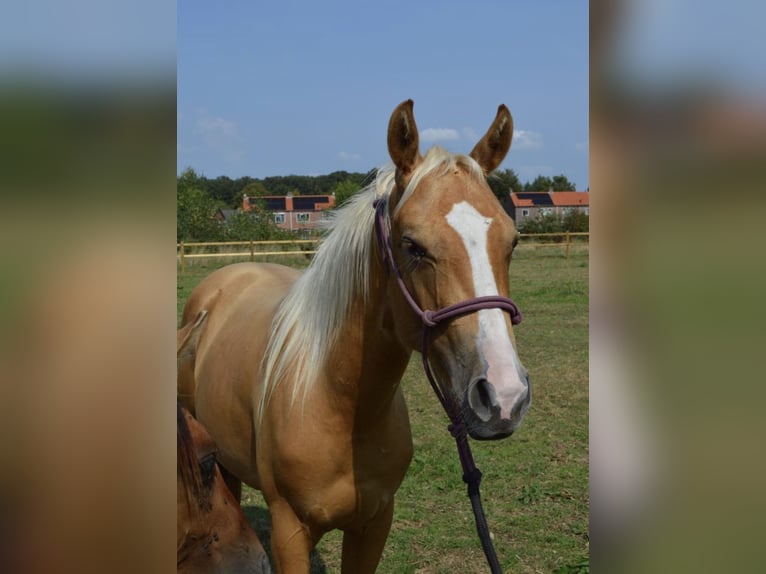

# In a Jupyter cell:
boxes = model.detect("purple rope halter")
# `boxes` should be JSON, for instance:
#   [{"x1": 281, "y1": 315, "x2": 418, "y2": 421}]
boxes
[{"x1": 373, "y1": 197, "x2": 522, "y2": 574}]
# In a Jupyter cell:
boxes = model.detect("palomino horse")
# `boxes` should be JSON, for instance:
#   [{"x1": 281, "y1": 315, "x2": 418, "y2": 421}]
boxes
[
  {"x1": 178, "y1": 100, "x2": 531, "y2": 573},
  {"x1": 177, "y1": 311, "x2": 271, "y2": 573}
]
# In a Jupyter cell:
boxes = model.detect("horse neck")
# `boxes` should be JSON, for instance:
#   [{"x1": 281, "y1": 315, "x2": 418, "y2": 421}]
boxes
[{"x1": 323, "y1": 242, "x2": 412, "y2": 427}]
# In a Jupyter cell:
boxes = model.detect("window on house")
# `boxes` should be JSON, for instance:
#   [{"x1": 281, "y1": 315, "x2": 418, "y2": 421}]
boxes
[
  {"x1": 273, "y1": 213, "x2": 286, "y2": 224},
  {"x1": 541, "y1": 208, "x2": 552, "y2": 216},
  {"x1": 584, "y1": 208, "x2": 589, "y2": 216},
  {"x1": 296, "y1": 212, "x2": 310, "y2": 223},
  {"x1": 521, "y1": 209, "x2": 530, "y2": 217}
]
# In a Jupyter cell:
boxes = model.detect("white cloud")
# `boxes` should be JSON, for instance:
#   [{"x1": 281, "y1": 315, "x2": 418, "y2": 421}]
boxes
[
  {"x1": 191, "y1": 110, "x2": 245, "y2": 165},
  {"x1": 513, "y1": 129, "x2": 544, "y2": 150},
  {"x1": 421, "y1": 127, "x2": 460, "y2": 142},
  {"x1": 196, "y1": 114, "x2": 239, "y2": 140},
  {"x1": 462, "y1": 126, "x2": 478, "y2": 141},
  {"x1": 337, "y1": 151, "x2": 361, "y2": 161}
]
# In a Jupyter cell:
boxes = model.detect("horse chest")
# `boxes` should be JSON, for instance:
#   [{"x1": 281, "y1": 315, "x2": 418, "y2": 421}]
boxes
[
  {"x1": 273, "y1": 434, "x2": 412, "y2": 531},
  {"x1": 305, "y1": 453, "x2": 407, "y2": 530}
]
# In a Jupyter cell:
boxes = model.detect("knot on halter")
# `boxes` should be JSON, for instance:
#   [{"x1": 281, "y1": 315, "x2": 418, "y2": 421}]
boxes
[
  {"x1": 463, "y1": 467, "x2": 483, "y2": 496},
  {"x1": 422, "y1": 310, "x2": 438, "y2": 328},
  {"x1": 448, "y1": 421, "x2": 467, "y2": 439}
]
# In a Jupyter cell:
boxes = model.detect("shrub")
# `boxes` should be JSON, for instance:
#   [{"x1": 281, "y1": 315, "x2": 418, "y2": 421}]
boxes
[
  {"x1": 518, "y1": 212, "x2": 565, "y2": 238},
  {"x1": 220, "y1": 211, "x2": 288, "y2": 242},
  {"x1": 517, "y1": 210, "x2": 589, "y2": 240},
  {"x1": 563, "y1": 209, "x2": 589, "y2": 233}
]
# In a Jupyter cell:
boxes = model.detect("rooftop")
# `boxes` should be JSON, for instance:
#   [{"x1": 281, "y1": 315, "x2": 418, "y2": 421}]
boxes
[{"x1": 510, "y1": 191, "x2": 588, "y2": 207}]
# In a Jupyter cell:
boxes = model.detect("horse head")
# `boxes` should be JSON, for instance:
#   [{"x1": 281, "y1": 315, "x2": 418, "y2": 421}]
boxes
[
  {"x1": 177, "y1": 403, "x2": 271, "y2": 573},
  {"x1": 384, "y1": 100, "x2": 531, "y2": 440}
]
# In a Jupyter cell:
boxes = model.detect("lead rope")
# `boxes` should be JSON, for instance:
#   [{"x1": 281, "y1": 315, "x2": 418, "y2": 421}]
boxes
[
  {"x1": 374, "y1": 198, "x2": 522, "y2": 573},
  {"x1": 424, "y1": 329, "x2": 504, "y2": 574}
]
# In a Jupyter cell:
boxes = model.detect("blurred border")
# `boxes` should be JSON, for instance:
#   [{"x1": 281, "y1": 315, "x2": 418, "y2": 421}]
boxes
[
  {"x1": 4, "y1": 1, "x2": 766, "y2": 572},
  {"x1": 591, "y1": 1, "x2": 766, "y2": 572},
  {"x1": 1, "y1": 2, "x2": 176, "y2": 573}
]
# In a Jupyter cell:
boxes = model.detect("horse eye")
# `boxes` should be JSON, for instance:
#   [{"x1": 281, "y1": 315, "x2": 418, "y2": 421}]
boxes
[
  {"x1": 199, "y1": 453, "x2": 217, "y2": 486},
  {"x1": 408, "y1": 243, "x2": 427, "y2": 258},
  {"x1": 402, "y1": 237, "x2": 427, "y2": 259}
]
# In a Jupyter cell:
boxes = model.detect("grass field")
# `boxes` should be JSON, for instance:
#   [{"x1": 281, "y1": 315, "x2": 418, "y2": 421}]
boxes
[{"x1": 177, "y1": 243, "x2": 589, "y2": 573}]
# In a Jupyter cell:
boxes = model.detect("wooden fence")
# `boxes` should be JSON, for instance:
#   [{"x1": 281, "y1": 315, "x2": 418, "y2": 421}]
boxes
[
  {"x1": 177, "y1": 232, "x2": 588, "y2": 272},
  {"x1": 519, "y1": 231, "x2": 590, "y2": 260}
]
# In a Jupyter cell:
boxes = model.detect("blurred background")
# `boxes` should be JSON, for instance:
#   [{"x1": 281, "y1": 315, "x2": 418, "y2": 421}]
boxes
[
  {"x1": 0, "y1": 1, "x2": 176, "y2": 573},
  {"x1": 590, "y1": 0, "x2": 766, "y2": 572},
  {"x1": 1, "y1": 0, "x2": 765, "y2": 572}
]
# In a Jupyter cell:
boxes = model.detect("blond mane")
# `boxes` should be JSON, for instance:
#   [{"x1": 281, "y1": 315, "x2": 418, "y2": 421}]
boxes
[{"x1": 256, "y1": 147, "x2": 485, "y2": 429}]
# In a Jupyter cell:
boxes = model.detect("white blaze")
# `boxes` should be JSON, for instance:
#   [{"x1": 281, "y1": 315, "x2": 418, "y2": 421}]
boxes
[{"x1": 445, "y1": 201, "x2": 526, "y2": 419}]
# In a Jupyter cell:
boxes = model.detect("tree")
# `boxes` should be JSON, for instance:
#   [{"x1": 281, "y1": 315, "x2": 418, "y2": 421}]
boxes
[
  {"x1": 551, "y1": 174, "x2": 576, "y2": 191},
  {"x1": 524, "y1": 175, "x2": 553, "y2": 191},
  {"x1": 524, "y1": 173, "x2": 577, "y2": 191},
  {"x1": 177, "y1": 166, "x2": 204, "y2": 194},
  {"x1": 241, "y1": 181, "x2": 268, "y2": 200},
  {"x1": 177, "y1": 187, "x2": 222, "y2": 242},
  {"x1": 204, "y1": 175, "x2": 235, "y2": 206},
  {"x1": 331, "y1": 179, "x2": 362, "y2": 207},
  {"x1": 487, "y1": 168, "x2": 522, "y2": 202},
  {"x1": 177, "y1": 167, "x2": 222, "y2": 242}
]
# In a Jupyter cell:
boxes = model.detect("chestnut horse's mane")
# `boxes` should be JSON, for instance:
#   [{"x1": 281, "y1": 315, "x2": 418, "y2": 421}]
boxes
[{"x1": 256, "y1": 146, "x2": 485, "y2": 429}]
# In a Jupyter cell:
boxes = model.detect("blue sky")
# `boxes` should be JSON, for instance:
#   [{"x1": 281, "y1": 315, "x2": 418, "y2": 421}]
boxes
[{"x1": 178, "y1": 0, "x2": 589, "y2": 189}]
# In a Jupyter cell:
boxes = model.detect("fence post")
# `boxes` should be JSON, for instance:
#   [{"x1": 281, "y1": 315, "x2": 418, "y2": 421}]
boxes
[
  {"x1": 565, "y1": 231, "x2": 571, "y2": 260},
  {"x1": 179, "y1": 241, "x2": 185, "y2": 273},
  {"x1": 249, "y1": 239, "x2": 254, "y2": 262}
]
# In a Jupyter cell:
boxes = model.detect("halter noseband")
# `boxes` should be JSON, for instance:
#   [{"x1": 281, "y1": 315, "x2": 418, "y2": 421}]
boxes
[{"x1": 373, "y1": 196, "x2": 522, "y2": 574}]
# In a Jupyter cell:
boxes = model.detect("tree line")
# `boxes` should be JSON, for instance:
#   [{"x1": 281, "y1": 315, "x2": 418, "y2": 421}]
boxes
[
  {"x1": 189, "y1": 169, "x2": 376, "y2": 210},
  {"x1": 177, "y1": 166, "x2": 582, "y2": 242}
]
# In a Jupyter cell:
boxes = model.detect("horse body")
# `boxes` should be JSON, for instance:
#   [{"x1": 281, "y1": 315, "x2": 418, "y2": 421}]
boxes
[
  {"x1": 182, "y1": 258, "x2": 414, "y2": 571},
  {"x1": 178, "y1": 100, "x2": 530, "y2": 573},
  {"x1": 182, "y1": 263, "x2": 301, "y2": 490}
]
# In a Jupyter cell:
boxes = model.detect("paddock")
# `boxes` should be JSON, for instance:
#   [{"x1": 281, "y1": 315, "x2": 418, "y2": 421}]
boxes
[{"x1": 177, "y1": 244, "x2": 587, "y2": 573}]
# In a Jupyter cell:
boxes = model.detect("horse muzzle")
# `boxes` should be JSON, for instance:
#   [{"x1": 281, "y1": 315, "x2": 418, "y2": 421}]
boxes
[{"x1": 463, "y1": 374, "x2": 531, "y2": 440}]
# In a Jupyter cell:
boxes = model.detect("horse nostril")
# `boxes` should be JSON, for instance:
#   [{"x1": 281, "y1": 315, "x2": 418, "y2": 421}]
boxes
[
  {"x1": 467, "y1": 378, "x2": 497, "y2": 422},
  {"x1": 509, "y1": 376, "x2": 531, "y2": 420}
]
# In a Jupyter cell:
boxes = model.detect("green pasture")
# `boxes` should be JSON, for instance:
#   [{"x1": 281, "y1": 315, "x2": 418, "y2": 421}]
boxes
[{"x1": 177, "y1": 243, "x2": 589, "y2": 573}]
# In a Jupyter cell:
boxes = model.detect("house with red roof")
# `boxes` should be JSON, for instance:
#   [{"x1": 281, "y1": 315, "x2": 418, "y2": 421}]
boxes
[
  {"x1": 242, "y1": 193, "x2": 336, "y2": 233},
  {"x1": 506, "y1": 190, "x2": 589, "y2": 223}
]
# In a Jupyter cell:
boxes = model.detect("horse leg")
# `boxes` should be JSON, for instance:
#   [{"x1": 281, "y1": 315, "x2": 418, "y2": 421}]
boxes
[
  {"x1": 340, "y1": 499, "x2": 394, "y2": 574},
  {"x1": 269, "y1": 499, "x2": 314, "y2": 574},
  {"x1": 219, "y1": 465, "x2": 242, "y2": 503}
]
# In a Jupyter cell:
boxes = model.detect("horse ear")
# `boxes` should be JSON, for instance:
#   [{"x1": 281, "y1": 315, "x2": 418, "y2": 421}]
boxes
[
  {"x1": 387, "y1": 99, "x2": 421, "y2": 175},
  {"x1": 470, "y1": 104, "x2": 513, "y2": 174},
  {"x1": 177, "y1": 309, "x2": 208, "y2": 359}
]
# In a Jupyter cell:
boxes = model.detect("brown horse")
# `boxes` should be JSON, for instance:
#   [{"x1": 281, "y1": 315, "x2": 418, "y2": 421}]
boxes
[
  {"x1": 177, "y1": 311, "x2": 271, "y2": 573},
  {"x1": 177, "y1": 403, "x2": 271, "y2": 573},
  {"x1": 178, "y1": 100, "x2": 531, "y2": 573}
]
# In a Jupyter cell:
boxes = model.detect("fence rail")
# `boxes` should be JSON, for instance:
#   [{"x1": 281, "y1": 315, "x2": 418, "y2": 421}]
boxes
[{"x1": 177, "y1": 232, "x2": 588, "y2": 271}]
